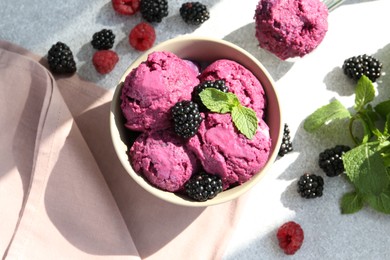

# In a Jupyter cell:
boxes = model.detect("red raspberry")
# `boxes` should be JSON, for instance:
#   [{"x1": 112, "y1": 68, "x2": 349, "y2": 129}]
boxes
[
  {"x1": 112, "y1": 0, "x2": 140, "y2": 15},
  {"x1": 92, "y1": 50, "x2": 119, "y2": 74},
  {"x1": 276, "y1": 221, "x2": 304, "y2": 255},
  {"x1": 129, "y1": 22, "x2": 156, "y2": 51}
]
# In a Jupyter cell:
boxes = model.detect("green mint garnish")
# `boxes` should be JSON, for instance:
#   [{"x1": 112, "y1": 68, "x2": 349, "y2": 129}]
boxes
[
  {"x1": 303, "y1": 100, "x2": 351, "y2": 133},
  {"x1": 354, "y1": 74, "x2": 375, "y2": 111},
  {"x1": 199, "y1": 88, "x2": 258, "y2": 139},
  {"x1": 375, "y1": 100, "x2": 390, "y2": 119},
  {"x1": 231, "y1": 105, "x2": 258, "y2": 139},
  {"x1": 343, "y1": 142, "x2": 389, "y2": 196},
  {"x1": 199, "y1": 88, "x2": 239, "y2": 113},
  {"x1": 340, "y1": 191, "x2": 364, "y2": 214},
  {"x1": 365, "y1": 189, "x2": 390, "y2": 214},
  {"x1": 304, "y1": 75, "x2": 390, "y2": 214}
]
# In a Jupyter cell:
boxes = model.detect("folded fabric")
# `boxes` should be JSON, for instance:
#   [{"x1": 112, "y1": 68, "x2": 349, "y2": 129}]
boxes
[{"x1": 0, "y1": 41, "x2": 246, "y2": 259}]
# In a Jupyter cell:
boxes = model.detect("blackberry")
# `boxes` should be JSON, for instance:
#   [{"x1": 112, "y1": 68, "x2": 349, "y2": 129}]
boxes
[
  {"x1": 185, "y1": 172, "x2": 223, "y2": 201},
  {"x1": 278, "y1": 123, "x2": 293, "y2": 157},
  {"x1": 319, "y1": 145, "x2": 351, "y2": 177},
  {"x1": 342, "y1": 54, "x2": 383, "y2": 82},
  {"x1": 180, "y1": 2, "x2": 210, "y2": 25},
  {"x1": 91, "y1": 29, "x2": 115, "y2": 50},
  {"x1": 140, "y1": 0, "x2": 168, "y2": 23},
  {"x1": 192, "y1": 80, "x2": 228, "y2": 111},
  {"x1": 171, "y1": 100, "x2": 203, "y2": 138},
  {"x1": 47, "y1": 42, "x2": 76, "y2": 74},
  {"x1": 297, "y1": 173, "x2": 324, "y2": 199}
]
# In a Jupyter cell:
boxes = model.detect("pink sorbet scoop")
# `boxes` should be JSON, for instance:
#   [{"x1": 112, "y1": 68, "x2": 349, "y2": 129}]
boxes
[
  {"x1": 254, "y1": 0, "x2": 329, "y2": 60},
  {"x1": 120, "y1": 51, "x2": 200, "y2": 132}
]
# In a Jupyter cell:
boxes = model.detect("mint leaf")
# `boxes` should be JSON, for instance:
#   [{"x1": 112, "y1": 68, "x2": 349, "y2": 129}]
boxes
[
  {"x1": 199, "y1": 88, "x2": 259, "y2": 139},
  {"x1": 374, "y1": 100, "x2": 390, "y2": 119},
  {"x1": 352, "y1": 110, "x2": 377, "y2": 144},
  {"x1": 199, "y1": 88, "x2": 239, "y2": 113},
  {"x1": 340, "y1": 191, "x2": 364, "y2": 214},
  {"x1": 377, "y1": 140, "x2": 390, "y2": 168},
  {"x1": 231, "y1": 105, "x2": 258, "y2": 139},
  {"x1": 354, "y1": 75, "x2": 375, "y2": 112},
  {"x1": 304, "y1": 100, "x2": 351, "y2": 132},
  {"x1": 385, "y1": 114, "x2": 390, "y2": 137},
  {"x1": 343, "y1": 142, "x2": 389, "y2": 195},
  {"x1": 365, "y1": 188, "x2": 390, "y2": 214}
]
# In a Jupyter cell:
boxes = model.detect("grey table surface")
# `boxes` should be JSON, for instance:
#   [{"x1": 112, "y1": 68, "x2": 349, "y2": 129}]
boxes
[{"x1": 1, "y1": 0, "x2": 390, "y2": 259}]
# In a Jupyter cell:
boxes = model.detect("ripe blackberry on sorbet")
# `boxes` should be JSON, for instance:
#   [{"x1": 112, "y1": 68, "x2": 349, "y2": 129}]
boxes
[
  {"x1": 192, "y1": 80, "x2": 228, "y2": 110},
  {"x1": 171, "y1": 100, "x2": 203, "y2": 138},
  {"x1": 185, "y1": 172, "x2": 223, "y2": 201}
]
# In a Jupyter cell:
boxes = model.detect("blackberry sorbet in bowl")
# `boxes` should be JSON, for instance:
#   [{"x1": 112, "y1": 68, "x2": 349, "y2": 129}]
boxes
[{"x1": 110, "y1": 36, "x2": 282, "y2": 206}]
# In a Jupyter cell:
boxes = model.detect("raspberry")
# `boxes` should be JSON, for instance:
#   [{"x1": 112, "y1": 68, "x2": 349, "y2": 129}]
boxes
[
  {"x1": 112, "y1": 0, "x2": 140, "y2": 15},
  {"x1": 47, "y1": 42, "x2": 77, "y2": 74},
  {"x1": 92, "y1": 50, "x2": 119, "y2": 74},
  {"x1": 276, "y1": 221, "x2": 304, "y2": 255},
  {"x1": 129, "y1": 22, "x2": 156, "y2": 51},
  {"x1": 185, "y1": 172, "x2": 223, "y2": 201}
]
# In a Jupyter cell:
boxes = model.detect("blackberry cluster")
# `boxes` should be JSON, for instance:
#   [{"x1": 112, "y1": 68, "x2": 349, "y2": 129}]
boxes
[
  {"x1": 278, "y1": 124, "x2": 293, "y2": 157},
  {"x1": 297, "y1": 173, "x2": 324, "y2": 199},
  {"x1": 91, "y1": 29, "x2": 115, "y2": 50},
  {"x1": 185, "y1": 172, "x2": 223, "y2": 201},
  {"x1": 180, "y1": 2, "x2": 210, "y2": 25},
  {"x1": 140, "y1": 0, "x2": 168, "y2": 23},
  {"x1": 47, "y1": 42, "x2": 77, "y2": 74},
  {"x1": 192, "y1": 80, "x2": 228, "y2": 110},
  {"x1": 171, "y1": 100, "x2": 203, "y2": 138},
  {"x1": 342, "y1": 54, "x2": 383, "y2": 82},
  {"x1": 319, "y1": 145, "x2": 351, "y2": 177}
]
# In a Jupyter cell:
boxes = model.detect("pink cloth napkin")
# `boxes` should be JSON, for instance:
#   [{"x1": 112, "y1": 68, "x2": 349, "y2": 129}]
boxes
[{"x1": 0, "y1": 40, "x2": 246, "y2": 259}]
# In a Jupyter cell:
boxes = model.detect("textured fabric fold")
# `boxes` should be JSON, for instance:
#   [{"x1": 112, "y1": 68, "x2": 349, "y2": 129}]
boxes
[
  {"x1": 0, "y1": 43, "x2": 139, "y2": 259},
  {"x1": 0, "y1": 40, "x2": 246, "y2": 260}
]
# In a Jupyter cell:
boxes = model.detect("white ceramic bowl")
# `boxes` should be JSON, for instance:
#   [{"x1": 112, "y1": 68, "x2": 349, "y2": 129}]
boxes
[{"x1": 110, "y1": 36, "x2": 282, "y2": 207}]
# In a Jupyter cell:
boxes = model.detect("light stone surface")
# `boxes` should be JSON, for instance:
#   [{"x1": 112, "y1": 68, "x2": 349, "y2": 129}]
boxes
[{"x1": 1, "y1": 0, "x2": 389, "y2": 259}]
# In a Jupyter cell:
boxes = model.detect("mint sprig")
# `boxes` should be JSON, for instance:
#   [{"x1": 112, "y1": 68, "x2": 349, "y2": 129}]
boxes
[
  {"x1": 199, "y1": 88, "x2": 258, "y2": 139},
  {"x1": 304, "y1": 75, "x2": 390, "y2": 214}
]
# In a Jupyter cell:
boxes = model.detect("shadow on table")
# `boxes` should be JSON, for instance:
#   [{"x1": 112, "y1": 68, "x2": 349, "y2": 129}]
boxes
[
  {"x1": 342, "y1": 0, "x2": 379, "y2": 6},
  {"x1": 323, "y1": 43, "x2": 390, "y2": 97},
  {"x1": 44, "y1": 100, "x2": 205, "y2": 256},
  {"x1": 223, "y1": 23, "x2": 294, "y2": 82},
  {"x1": 275, "y1": 42, "x2": 390, "y2": 213},
  {"x1": 76, "y1": 0, "x2": 222, "y2": 85}
]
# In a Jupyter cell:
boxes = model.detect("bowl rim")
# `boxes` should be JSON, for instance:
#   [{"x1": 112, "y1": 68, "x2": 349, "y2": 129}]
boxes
[{"x1": 110, "y1": 35, "x2": 283, "y2": 207}]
